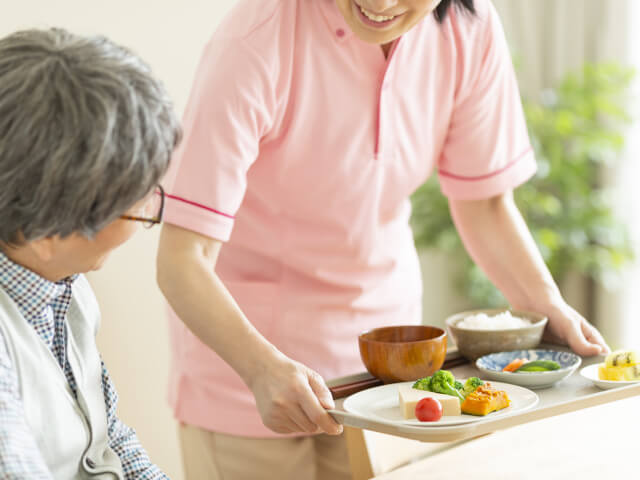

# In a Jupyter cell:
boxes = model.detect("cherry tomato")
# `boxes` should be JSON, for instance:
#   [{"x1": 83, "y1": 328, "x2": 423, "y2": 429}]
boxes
[{"x1": 415, "y1": 397, "x2": 443, "y2": 422}]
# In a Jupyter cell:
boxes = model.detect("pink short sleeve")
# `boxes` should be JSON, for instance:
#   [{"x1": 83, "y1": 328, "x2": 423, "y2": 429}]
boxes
[
  {"x1": 438, "y1": 1, "x2": 537, "y2": 200},
  {"x1": 163, "y1": 36, "x2": 275, "y2": 241}
]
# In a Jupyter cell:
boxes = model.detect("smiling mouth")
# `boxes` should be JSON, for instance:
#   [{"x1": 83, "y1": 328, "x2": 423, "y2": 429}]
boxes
[{"x1": 356, "y1": 3, "x2": 400, "y2": 23}]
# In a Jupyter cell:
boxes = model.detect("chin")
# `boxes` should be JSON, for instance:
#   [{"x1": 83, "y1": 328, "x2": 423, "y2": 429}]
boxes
[
  {"x1": 346, "y1": 18, "x2": 410, "y2": 47},
  {"x1": 355, "y1": 29, "x2": 401, "y2": 46},
  {"x1": 340, "y1": 0, "x2": 430, "y2": 46},
  {"x1": 89, "y1": 256, "x2": 108, "y2": 272}
]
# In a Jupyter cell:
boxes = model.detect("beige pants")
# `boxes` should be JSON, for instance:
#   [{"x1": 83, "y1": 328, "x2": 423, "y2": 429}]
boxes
[{"x1": 178, "y1": 423, "x2": 352, "y2": 480}]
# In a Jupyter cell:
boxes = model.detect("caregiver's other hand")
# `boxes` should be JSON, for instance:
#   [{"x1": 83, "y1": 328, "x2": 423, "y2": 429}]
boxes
[
  {"x1": 448, "y1": 193, "x2": 609, "y2": 358},
  {"x1": 541, "y1": 298, "x2": 610, "y2": 356},
  {"x1": 248, "y1": 353, "x2": 343, "y2": 435}
]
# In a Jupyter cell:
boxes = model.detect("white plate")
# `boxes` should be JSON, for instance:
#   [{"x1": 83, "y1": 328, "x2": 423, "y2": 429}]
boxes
[
  {"x1": 343, "y1": 380, "x2": 539, "y2": 427},
  {"x1": 580, "y1": 363, "x2": 640, "y2": 390}
]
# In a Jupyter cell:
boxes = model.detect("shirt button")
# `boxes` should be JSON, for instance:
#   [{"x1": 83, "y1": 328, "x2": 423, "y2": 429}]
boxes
[
  {"x1": 336, "y1": 28, "x2": 345, "y2": 38},
  {"x1": 85, "y1": 457, "x2": 96, "y2": 469}
]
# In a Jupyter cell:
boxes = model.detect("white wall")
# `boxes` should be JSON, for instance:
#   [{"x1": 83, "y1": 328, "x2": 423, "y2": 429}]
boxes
[{"x1": 0, "y1": 2, "x2": 237, "y2": 478}]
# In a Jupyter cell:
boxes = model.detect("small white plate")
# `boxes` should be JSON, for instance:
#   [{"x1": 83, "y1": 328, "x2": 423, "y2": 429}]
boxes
[
  {"x1": 343, "y1": 380, "x2": 539, "y2": 427},
  {"x1": 580, "y1": 363, "x2": 640, "y2": 390}
]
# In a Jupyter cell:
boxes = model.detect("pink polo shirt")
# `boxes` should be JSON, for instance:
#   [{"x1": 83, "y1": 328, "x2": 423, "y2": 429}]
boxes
[{"x1": 164, "y1": 0, "x2": 536, "y2": 437}]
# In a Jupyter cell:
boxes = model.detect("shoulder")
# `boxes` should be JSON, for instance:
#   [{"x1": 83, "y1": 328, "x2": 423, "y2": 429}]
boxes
[
  {"x1": 193, "y1": 0, "x2": 299, "y2": 107},
  {"x1": 440, "y1": 0, "x2": 503, "y2": 48},
  {"x1": 214, "y1": 0, "x2": 297, "y2": 44},
  {"x1": 433, "y1": 0, "x2": 511, "y2": 94}
]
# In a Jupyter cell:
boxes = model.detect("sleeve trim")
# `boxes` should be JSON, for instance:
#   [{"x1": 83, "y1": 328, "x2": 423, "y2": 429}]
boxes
[
  {"x1": 166, "y1": 194, "x2": 235, "y2": 220},
  {"x1": 438, "y1": 146, "x2": 533, "y2": 182}
]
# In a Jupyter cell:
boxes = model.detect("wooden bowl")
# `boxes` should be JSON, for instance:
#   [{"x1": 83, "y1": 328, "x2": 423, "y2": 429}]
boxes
[{"x1": 358, "y1": 325, "x2": 447, "y2": 383}]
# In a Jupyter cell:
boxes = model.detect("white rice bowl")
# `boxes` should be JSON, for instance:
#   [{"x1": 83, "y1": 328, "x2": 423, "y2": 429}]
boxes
[{"x1": 457, "y1": 311, "x2": 531, "y2": 330}]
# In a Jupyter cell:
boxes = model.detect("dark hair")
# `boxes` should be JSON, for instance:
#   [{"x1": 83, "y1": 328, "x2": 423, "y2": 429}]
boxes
[{"x1": 434, "y1": 0, "x2": 475, "y2": 23}]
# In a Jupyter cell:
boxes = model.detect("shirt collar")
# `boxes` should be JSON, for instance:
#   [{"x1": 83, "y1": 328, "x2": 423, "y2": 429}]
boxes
[
  {"x1": 0, "y1": 251, "x2": 76, "y2": 324},
  {"x1": 318, "y1": 0, "x2": 354, "y2": 43}
]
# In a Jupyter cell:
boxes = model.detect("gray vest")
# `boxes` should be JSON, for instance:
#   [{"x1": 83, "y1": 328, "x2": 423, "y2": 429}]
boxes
[{"x1": 0, "y1": 275, "x2": 124, "y2": 479}]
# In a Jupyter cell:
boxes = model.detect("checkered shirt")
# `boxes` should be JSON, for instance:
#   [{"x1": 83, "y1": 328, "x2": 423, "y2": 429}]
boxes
[{"x1": 0, "y1": 252, "x2": 169, "y2": 479}]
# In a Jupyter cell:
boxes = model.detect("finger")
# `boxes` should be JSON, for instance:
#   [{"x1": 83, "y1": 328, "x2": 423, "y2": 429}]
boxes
[
  {"x1": 288, "y1": 405, "x2": 320, "y2": 434},
  {"x1": 262, "y1": 395, "x2": 311, "y2": 434},
  {"x1": 581, "y1": 321, "x2": 610, "y2": 354},
  {"x1": 308, "y1": 371, "x2": 335, "y2": 410},
  {"x1": 268, "y1": 390, "x2": 318, "y2": 434},
  {"x1": 308, "y1": 373, "x2": 343, "y2": 434},
  {"x1": 268, "y1": 421, "x2": 296, "y2": 434},
  {"x1": 565, "y1": 319, "x2": 602, "y2": 357},
  {"x1": 300, "y1": 381, "x2": 343, "y2": 435},
  {"x1": 265, "y1": 410, "x2": 302, "y2": 434}
]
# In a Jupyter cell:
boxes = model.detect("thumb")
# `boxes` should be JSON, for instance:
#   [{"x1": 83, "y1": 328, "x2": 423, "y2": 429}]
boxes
[
  {"x1": 308, "y1": 371, "x2": 335, "y2": 410},
  {"x1": 566, "y1": 323, "x2": 602, "y2": 356}
]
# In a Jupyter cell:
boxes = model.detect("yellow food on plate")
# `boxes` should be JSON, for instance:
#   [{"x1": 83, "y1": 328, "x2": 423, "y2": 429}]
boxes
[
  {"x1": 604, "y1": 350, "x2": 640, "y2": 368},
  {"x1": 598, "y1": 363, "x2": 640, "y2": 381},
  {"x1": 398, "y1": 384, "x2": 461, "y2": 419},
  {"x1": 460, "y1": 384, "x2": 510, "y2": 416},
  {"x1": 599, "y1": 349, "x2": 640, "y2": 381}
]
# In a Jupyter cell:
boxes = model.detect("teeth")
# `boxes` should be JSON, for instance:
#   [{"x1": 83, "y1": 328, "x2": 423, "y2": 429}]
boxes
[{"x1": 359, "y1": 5, "x2": 395, "y2": 22}]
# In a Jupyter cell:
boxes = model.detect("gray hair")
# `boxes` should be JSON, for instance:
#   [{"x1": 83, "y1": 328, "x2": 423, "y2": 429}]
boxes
[{"x1": 0, "y1": 28, "x2": 181, "y2": 245}]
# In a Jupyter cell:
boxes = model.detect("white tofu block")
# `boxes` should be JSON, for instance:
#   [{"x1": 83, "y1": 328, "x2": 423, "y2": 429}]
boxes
[{"x1": 398, "y1": 384, "x2": 461, "y2": 419}]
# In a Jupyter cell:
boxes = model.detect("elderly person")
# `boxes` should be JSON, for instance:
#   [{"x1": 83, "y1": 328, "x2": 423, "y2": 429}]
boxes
[{"x1": 0, "y1": 29, "x2": 179, "y2": 479}]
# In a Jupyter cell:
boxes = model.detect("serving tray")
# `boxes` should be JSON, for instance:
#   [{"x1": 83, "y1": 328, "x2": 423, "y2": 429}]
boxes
[{"x1": 327, "y1": 348, "x2": 640, "y2": 443}]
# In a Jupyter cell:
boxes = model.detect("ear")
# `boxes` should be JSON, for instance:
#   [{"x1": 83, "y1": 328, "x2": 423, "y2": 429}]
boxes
[{"x1": 28, "y1": 237, "x2": 57, "y2": 263}]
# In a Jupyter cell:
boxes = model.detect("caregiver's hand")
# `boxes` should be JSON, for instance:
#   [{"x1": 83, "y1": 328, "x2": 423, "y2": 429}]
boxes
[
  {"x1": 247, "y1": 353, "x2": 343, "y2": 435},
  {"x1": 449, "y1": 192, "x2": 609, "y2": 357},
  {"x1": 539, "y1": 296, "x2": 609, "y2": 356},
  {"x1": 158, "y1": 225, "x2": 343, "y2": 436}
]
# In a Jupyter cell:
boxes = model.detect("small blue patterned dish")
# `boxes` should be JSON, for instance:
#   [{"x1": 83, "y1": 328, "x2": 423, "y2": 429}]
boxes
[{"x1": 476, "y1": 349, "x2": 582, "y2": 389}]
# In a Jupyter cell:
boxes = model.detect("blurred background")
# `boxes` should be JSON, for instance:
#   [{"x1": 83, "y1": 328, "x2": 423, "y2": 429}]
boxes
[
  {"x1": 1, "y1": 1, "x2": 639, "y2": 478},
  {"x1": 417, "y1": 0, "x2": 640, "y2": 347}
]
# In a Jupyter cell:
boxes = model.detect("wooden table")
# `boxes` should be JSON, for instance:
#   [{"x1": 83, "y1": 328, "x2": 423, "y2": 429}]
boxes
[{"x1": 372, "y1": 394, "x2": 640, "y2": 479}]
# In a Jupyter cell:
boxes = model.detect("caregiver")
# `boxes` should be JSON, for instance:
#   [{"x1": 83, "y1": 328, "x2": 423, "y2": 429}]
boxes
[{"x1": 157, "y1": 1, "x2": 609, "y2": 478}]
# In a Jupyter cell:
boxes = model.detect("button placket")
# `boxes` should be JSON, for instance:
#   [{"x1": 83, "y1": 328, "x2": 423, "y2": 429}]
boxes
[
  {"x1": 376, "y1": 72, "x2": 394, "y2": 160},
  {"x1": 375, "y1": 39, "x2": 401, "y2": 160}
]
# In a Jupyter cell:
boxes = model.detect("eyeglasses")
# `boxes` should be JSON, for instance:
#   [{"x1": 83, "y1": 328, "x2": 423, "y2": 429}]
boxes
[{"x1": 120, "y1": 185, "x2": 165, "y2": 228}]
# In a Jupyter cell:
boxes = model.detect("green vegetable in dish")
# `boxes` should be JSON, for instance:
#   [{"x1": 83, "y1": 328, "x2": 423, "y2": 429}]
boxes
[
  {"x1": 461, "y1": 377, "x2": 484, "y2": 398},
  {"x1": 412, "y1": 371, "x2": 477, "y2": 402},
  {"x1": 429, "y1": 370, "x2": 465, "y2": 402},
  {"x1": 412, "y1": 376, "x2": 432, "y2": 391},
  {"x1": 514, "y1": 360, "x2": 561, "y2": 372}
]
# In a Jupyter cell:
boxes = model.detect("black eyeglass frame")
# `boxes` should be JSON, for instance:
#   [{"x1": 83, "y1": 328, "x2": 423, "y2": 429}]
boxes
[{"x1": 120, "y1": 185, "x2": 165, "y2": 228}]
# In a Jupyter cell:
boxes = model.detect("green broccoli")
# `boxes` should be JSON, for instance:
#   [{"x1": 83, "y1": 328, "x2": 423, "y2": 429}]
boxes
[
  {"x1": 461, "y1": 377, "x2": 484, "y2": 398},
  {"x1": 454, "y1": 380, "x2": 464, "y2": 391},
  {"x1": 412, "y1": 376, "x2": 432, "y2": 391},
  {"x1": 429, "y1": 370, "x2": 464, "y2": 401}
]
